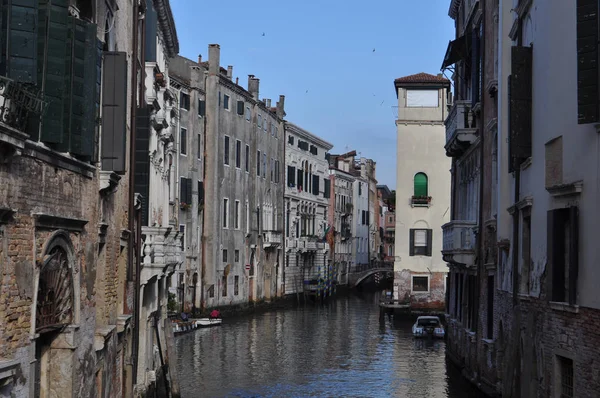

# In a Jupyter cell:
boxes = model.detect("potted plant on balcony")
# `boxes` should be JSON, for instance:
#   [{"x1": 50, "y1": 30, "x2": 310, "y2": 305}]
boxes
[{"x1": 180, "y1": 201, "x2": 190, "y2": 211}]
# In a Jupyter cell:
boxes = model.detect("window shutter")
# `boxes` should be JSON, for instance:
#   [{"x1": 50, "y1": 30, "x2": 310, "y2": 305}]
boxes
[
  {"x1": 66, "y1": 17, "x2": 97, "y2": 157},
  {"x1": 509, "y1": 46, "x2": 533, "y2": 164},
  {"x1": 548, "y1": 209, "x2": 566, "y2": 302},
  {"x1": 409, "y1": 229, "x2": 415, "y2": 256},
  {"x1": 507, "y1": 74, "x2": 514, "y2": 173},
  {"x1": 297, "y1": 169, "x2": 303, "y2": 189},
  {"x1": 257, "y1": 150, "x2": 260, "y2": 176},
  {"x1": 186, "y1": 178, "x2": 192, "y2": 204},
  {"x1": 426, "y1": 229, "x2": 433, "y2": 256},
  {"x1": 38, "y1": 0, "x2": 69, "y2": 144},
  {"x1": 287, "y1": 166, "x2": 295, "y2": 185},
  {"x1": 569, "y1": 206, "x2": 579, "y2": 305},
  {"x1": 101, "y1": 52, "x2": 128, "y2": 172},
  {"x1": 471, "y1": 29, "x2": 480, "y2": 107},
  {"x1": 414, "y1": 173, "x2": 428, "y2": 196},
  {"x1": 6, "y1": 0, "x2": 38, "y2": 83},
  {"x1": 199, "y1": 100, "x2": 206, "y2": 117},
  {"x1": 180, "y1": 177, "x2": 187, "y2": 204},
  {"x1": 577, "y1": 0, "x2": 599, "y2": 124},
  {"x1": 324, "y1": 178, "x2": 331, "y2": 198},
  {"x1": 312, "y1": 175, "x2": 319, "y2": 195},
  {"x1": 134, "y1": 106, "x2": 151, "y2": 226},
  {"x1": 198, "y1": 181, "x2": 204, "y2": 205},
  {"x1": 236, "y1": 100, "x2": 244, "y2": 115}
]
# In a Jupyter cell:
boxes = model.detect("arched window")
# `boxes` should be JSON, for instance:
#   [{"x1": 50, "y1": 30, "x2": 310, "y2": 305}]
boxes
[{"x1": 414, "y1": 172, "x2": 428, "y2": 197}]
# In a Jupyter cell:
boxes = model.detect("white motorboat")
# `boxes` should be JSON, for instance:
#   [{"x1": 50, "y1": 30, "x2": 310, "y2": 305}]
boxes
[
  {"x1": 195, "y1": 318, "x2": 222, "y2": 328},
  {"x1": 412, "y1": 316, "x2": 445, "y2": 338}
]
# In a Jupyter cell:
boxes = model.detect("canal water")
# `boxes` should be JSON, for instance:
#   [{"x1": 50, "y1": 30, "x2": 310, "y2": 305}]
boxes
[{"x1": 174, "y1": 292, "x2": 487, "y2": 398}]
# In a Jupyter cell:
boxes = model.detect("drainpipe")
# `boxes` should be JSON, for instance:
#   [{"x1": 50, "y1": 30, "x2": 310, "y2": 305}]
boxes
[{"x1": 130, "y1": 0, "x2": 141, "y2": 386}]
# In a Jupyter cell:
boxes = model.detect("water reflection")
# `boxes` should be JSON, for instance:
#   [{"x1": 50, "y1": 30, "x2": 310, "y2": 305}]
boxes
[{"x1": 175, "y1": 292, "x2": 486, "y2": 397}]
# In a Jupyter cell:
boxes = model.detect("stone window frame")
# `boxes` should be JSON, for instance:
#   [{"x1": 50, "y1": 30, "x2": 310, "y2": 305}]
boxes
[
  {"x1": 411, "y1": 275, "x2": 430, "y2": 294},
  {"x1": 35, "y1": 230, "x2": 81, "y2": 332}
]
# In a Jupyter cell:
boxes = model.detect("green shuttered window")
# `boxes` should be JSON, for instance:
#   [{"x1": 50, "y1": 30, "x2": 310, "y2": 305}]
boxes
[{"x1": 413, "y1": 173, "x2": 428, "y2": 197}]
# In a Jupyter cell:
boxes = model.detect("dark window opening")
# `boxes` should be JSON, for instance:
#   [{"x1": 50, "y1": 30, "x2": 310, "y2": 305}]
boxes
[
  {"x1": 412, "y1": 276, "x2": 428, "y2": 292},
  {"x1": 409, "y1": 228, "x2": 432, "y2": 256}
]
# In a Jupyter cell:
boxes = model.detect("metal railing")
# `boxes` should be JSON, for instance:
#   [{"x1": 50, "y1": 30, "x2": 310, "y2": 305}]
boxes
[{"x1": 0, "y1": 76, "x2": 45, "y2": 132}]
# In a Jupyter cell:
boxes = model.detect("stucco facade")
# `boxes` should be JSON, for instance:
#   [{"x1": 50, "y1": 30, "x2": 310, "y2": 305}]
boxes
[
  {"x1": 283, "y1": 122, "x2": 332, "y2": 296},
  {"x1": 393, "y1": 73, "x2": 451, "y2": 311}
]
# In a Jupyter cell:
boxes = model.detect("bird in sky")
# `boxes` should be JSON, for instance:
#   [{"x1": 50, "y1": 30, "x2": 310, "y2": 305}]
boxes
[
  {"x1": 372, "y1": 48, "x2": 376, "y2": 52},
  {"x1": 262, "y1": 32, "x2": 265, "y2": 36}
]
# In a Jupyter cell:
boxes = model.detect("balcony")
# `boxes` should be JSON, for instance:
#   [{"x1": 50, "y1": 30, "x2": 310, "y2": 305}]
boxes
[
  {"x1": 285, "y1": 238, "x2": 297, "y2": 251},
  {"x1": 444, "y1": 100, "x2": 478, "y2": 158},
  {"x1": 442, "y1": 220, "x2": 477, "y2": 266},
  {"x1": 299, "y1": 236, "x2": 318, "y2": 251},
  {"x1": 0, "y1": 76, "x2": 45, "y2": 159},
  {"x1": 411, "y1": 195, "x2": 432, "y2": 207},
  {"x1": 263, "y1": 231, "x2": 282, "y2": 248},
  {"x1": 141, "y1": 226, "x2": 184, "y2": 285}
]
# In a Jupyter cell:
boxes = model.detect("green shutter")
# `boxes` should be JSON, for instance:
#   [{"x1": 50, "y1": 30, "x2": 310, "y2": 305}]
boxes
[
  {"x1": 7, "y1": 0, "x2": 38, "y2": 83},
  {"x1": 414, "y1": 173, "x2": 428, "y2": 197},
  {"x1": 38, "y1": 0, "x2": 69, "y2": 144}
]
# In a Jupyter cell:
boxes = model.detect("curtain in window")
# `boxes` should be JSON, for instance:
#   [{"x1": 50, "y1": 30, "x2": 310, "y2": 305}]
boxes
[
  {"x1": 414, "y1": 230, "x2": 427, "y2": 246},
  {"x1": 414, "y1": 173, "x2": 428, "y2": 196}
]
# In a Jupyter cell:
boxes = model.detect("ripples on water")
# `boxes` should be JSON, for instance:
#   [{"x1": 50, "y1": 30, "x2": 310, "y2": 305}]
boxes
[{"x1": 175, "y1": 292, "x2": 486, "y2": 398}]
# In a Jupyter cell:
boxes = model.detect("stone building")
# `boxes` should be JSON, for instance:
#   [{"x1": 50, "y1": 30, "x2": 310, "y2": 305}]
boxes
[
  {"x1": 0, "y1": 0, "x2": 145, "y2": 396},
  {"x1": 353, "y1": 173, "x2": 370, "y2": 269},
  {"x1": 172, "y1": 45, "x2": 286, "y2": 308},
  {"x1": 133, "y1": 0, "x2": 182, "y2": 394},
  {"x1": 327, "y1": 151, "x2": 356, "y2": 285},
  {"x1": 169, "y1": 56, "x2": 206, "y2": 313},
  {"x1": 283, "y1": 122, "x2": 332, "y2": 296},
  {"x1": 393, "y1": 73, "x2": 451, "y2": 311},
  {"x1": 377, "y1": 185, "x2": 394, "y2": 262}
]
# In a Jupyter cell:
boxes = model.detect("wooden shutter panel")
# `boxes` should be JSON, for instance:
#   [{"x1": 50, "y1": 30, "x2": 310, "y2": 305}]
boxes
[
  {"x1": 312, "y1": 175, "x2": 319, "y2": 195},
  {"x1": 324, "y1": 178, "x2": 330, "y2": 198},
  {"x1": 409, "y1": 229, "x2": 415, "y2": 256},
  {"x1": 507, "y1": 74, "x2": 514, "y2": 173},
  {"x1": 577, "y1": 0, "x2": 599, "y2": 124},
  {"x1": 101, "y1": 52, "x2": 128, "y2": 172},
  {"x1": 186, "y1": 178, "x2": 192, "y2": 204},
  {"x1": 66, "y1": 17, "x2": 97, "y2": 157},
  {"x1": 471, "y1": 29, "x2": 480, "y2": 107},
  {"x1": 569, "y1": 206, "x2": 579, "y2": 304},
  {"x1": 134, "y1": 106, "x2": 151, "y2": 226},
  {"x1": 509, "y1": 46, "x2": 533, "y2": 163},
  {"x1": 180, "y1": 177, "x2": 186, "y2": 204},
  {"x1": 548, "y1": 209, "x2": 567, "y2": 302},
  {"x1": 199, "y1": 100, "x2": 206, "y2": 117},
  {"x1": 426, "y1": 229, "x2": 433, "y2": 256},
  {"x1": 38, "y1": 0, "x2": 69, "y2": 144},
  {"x1": 6, "y1": 0, "x2": 38, "y2": 83},
  {"x1": 287, "y1": 166, "x2": 295, "y2": 185},
  {"x1": 237, "y1": 100, "x2": 244, "y2": 115}
]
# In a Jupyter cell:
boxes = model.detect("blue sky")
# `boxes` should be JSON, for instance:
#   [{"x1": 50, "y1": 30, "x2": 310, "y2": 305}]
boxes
[{"x1": 170, "y1": 0, "x2": 455, "y2": 188}]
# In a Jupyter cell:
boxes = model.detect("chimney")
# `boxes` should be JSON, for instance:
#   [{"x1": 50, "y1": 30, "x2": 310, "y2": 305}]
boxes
[
  {"x1": 208, "y1": 44, "x2": 220, "y2": 75},
  {"x1": 276, "y1": 95, "x2": 285, "y2": 118},
  {"x1": 248, "y1": 75, "x2": 259, "y2": 100},
  {"x1": 266, "y1": 99, "x2": 271, "y2": 108},
  {"x1": 235, "y1": 77, "x2": 239, "y2": 85},
  {"x1": 227, "y1": 65, "x2": 233, "y2": 79},
  {"x1": 198, "y1": 54, "x2": 202, "y2": 64},
  {"x1": 437, "y1": 73, "x2": 443, "y2": 78}
]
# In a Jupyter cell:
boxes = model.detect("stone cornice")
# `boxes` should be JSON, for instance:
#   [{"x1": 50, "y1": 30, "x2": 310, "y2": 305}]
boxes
[
  {"x1": 153, "y1": 0, "x2": 179, "y2": 57},
  {"x1": 285, "y1": 122, "x2": 333, "y2": 150},
  {"x1": 395, "y1": 120, "x2": 445, "y2": 126},
  {"x1": 33, "y1": 213, "x2": 88, "y2": 232},
  {"x1": 507, "y1": 196, "x2": 533, "y2": 215}
]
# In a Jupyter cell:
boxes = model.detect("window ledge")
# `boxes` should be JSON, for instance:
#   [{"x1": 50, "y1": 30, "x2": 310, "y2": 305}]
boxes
[
  {"x1": 481, "y1": 338, "x2": 495, "y2": 346},
  {"x1": 24, "y1": 140, "x2": 95, "y2": 178},
  {"x1": 0, "y1": 359, "x2": 20, "y2": 383},
  {"x1": 545, "y1": 181, "x2": 583, "y2": 198},
  {"x1": 518, "y1": 293, "x2": 532, "y2": 301},
  {"x1": 520, "y1": 157, "x2": 532, "y2": 171},
  {"x1": 549, "y1": 301, "x2": 579, "y2": 314}
]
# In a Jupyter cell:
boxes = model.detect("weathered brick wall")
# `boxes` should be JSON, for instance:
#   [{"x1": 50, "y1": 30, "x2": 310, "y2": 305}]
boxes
[{"x1": 395, "y1": 270, "x2": 445, "y2": 311}]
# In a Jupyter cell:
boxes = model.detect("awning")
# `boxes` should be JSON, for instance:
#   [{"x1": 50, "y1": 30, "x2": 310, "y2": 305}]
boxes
[{"x1": 441, "y1": 34, "x2": 469, "y2": 69}]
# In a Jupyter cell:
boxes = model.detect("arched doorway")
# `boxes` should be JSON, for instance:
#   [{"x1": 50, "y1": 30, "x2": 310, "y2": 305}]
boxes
[{"x1": 34, "y1": 233, "x2": 77, "y2": 397}]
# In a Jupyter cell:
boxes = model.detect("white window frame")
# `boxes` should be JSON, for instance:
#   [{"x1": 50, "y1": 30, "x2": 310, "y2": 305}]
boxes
[
  {"x1": 222, "y1": 198, "x2": 229, "y2": 229},
  {"x1": 411, "y1": 275, "x2": 430, "y2": 293},
  {"x1": 234, "y1": 200, "x2": 240, "y2": 229},
  {"x1": 223, "y1": 94, "x2": 230, "y2": 110},
  {"x1": 223, "y1": 135, "x2": 230, "y2": 166}
]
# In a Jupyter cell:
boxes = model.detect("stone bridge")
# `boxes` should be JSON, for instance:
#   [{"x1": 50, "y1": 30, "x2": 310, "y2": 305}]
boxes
[{"x1": 348, "y1": 261, "x2": 393, "y2": 287}]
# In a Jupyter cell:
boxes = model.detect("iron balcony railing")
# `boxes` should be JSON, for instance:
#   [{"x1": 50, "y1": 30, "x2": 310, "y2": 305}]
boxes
[{"x1": 0, "y1": 75, "x2": 45, "y2": 132}]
